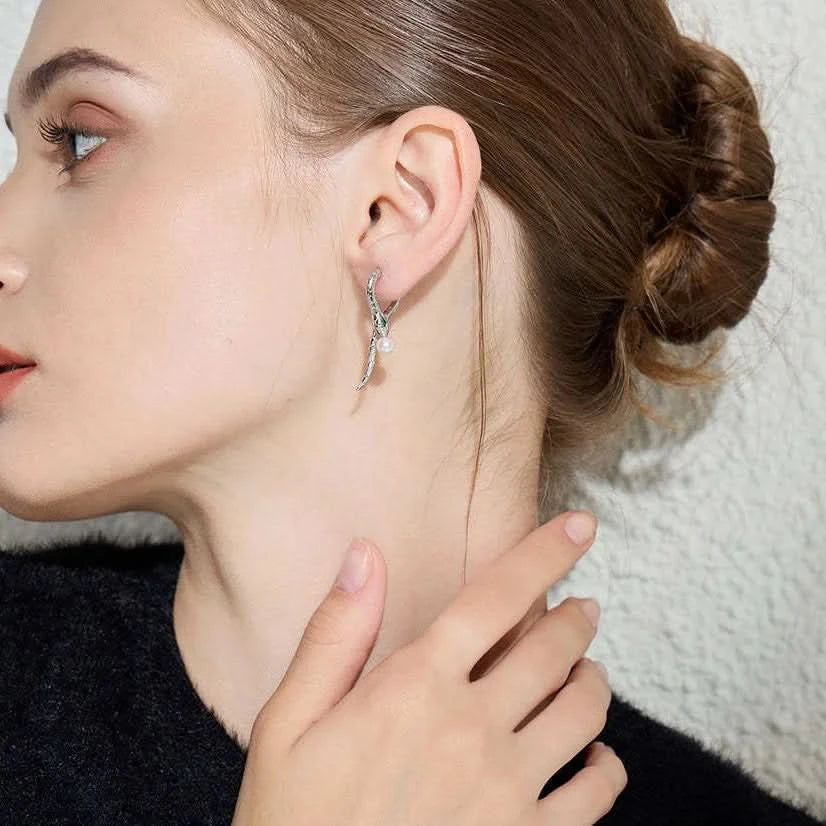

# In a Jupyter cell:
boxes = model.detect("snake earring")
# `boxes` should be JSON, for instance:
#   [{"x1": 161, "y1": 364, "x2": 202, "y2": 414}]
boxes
[{"x1": 355, "y1": 266, "x2": 400, "y2": 391}]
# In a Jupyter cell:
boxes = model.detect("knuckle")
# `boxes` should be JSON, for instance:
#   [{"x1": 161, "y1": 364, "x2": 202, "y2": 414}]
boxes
[
  {"x1": 543, "y1": 658, "x2": 572, "y2": 691},
  {"x1": 582, "y1": 657, "x2": 612, "y2": 695},
  {"x1": 372, "y1": 644, "x2": 441, "y2": 718},
  {"x1": 610, "y1": 750, "x2": 629, "y2": 790},
  {"x1": 587, "y1": 744, "x2": 627, "y2": 808},
  {"x1": 395, "y1": 645, "x2": 439, "y2": 693},
  {"x1": 423, "y1": 610, "x2": 472, "y2": 661},
  {"x1": 560, "y1": 595, "x2": 582, "y2": 614},
  {"x1": 562, "y1": 685, "x2": 607, "y2": 741},
  {"x1": 424, "y1": 610, "x2": 456, "y2": 647},
  {"x1": 592, "y1": 764, "x2": 620, "y2": 804},
  {"x1": 560, "y1": 596, "x2": 598, "y2": 635},
  {"x1": 301, "y1": 605, "x2": 346, "y2": 647},
  {"x1": 585, "y1": 663, "x2": 613, "y2": 712},
  {"x1": 588, "y1": 703, "x2": 609, "y2": 740},
  {"x1": 574, "y1": 668, "x2": 609, "y2": 735},
  {"x1": 411, "y1": 623, "x2": 449, "y2": 673}
]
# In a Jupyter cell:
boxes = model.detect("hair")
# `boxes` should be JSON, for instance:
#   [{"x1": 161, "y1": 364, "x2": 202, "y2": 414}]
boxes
[{"x1": 183, "y1": 0, "x2": 777, "y2": 582}]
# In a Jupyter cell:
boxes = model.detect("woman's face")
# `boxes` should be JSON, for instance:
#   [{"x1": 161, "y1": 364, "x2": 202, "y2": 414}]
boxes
[{"x1": 0, "y1": 0, "x2": 339, "y2": 520}]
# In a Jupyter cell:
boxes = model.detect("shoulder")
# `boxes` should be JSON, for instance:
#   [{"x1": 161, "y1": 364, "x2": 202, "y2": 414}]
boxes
[
  {"x1": 540, "y1": 690, "x2": 824, "y2": 824},
  {"x1": 0, "y1": 536, "x2": 246, "y2": 824},
  {"x1": 0, "y1": 534, "x2": 184, "y2": 686},
  {"x1": 0, "y1": 532, "x2": 184, "y2": 580},
  {"x1": 0, "y1": 533, "x2": 183, "y2": 600}
]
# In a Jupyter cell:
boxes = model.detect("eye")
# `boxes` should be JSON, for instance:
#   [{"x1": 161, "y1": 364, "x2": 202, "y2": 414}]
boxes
[{"x1": 36, "y1": 113, "x2": 108, "y2": 177}]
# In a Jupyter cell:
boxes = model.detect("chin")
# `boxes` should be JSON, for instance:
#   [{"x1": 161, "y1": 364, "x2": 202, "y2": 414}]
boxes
[{"x1": 0, "y1": 477, "x2": 119, "y2": 525}]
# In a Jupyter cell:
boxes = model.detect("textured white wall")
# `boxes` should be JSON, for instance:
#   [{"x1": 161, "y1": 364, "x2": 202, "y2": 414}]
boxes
[{"x1": 1, "y1": 0, "x2": 824, "y2": 819}]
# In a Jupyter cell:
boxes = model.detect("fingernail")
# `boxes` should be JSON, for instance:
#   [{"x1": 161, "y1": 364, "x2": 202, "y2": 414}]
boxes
[
  {"x1": 564, "y1": 510, "x2": 597, "y2": 545},
  {"x1": 335, "y1": 539, "x2": 372, "y2": 592},
  {"x1": 581, "y1": 598, "x2": 601, "y2": 628}
]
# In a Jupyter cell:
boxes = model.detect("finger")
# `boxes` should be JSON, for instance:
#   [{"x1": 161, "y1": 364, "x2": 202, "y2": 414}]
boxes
[
  {"x1": 519, "y1": 657, "x2": 612, "y2": 791},
  {"x1": 535, "y1": 741, "x2": 627, "y2": 825},
  {"x1": 471, "y1": 597, "x2": 599, "y2": 731},
  {"x1": 252, "y1": 540, "x2": 388, "y2": 752},
  {"x1": 421, "y1": 510, "x2": 598, "y2": 680}
]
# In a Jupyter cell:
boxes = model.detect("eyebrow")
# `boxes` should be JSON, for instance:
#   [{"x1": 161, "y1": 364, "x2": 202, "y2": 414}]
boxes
[{"x1": 3, "y1": 47, "x2": 150, "y2": 136}]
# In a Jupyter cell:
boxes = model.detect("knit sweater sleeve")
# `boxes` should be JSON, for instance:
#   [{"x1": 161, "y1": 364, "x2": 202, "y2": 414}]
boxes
[{"x1": 541, "y1": 690, "x2": 825, "y2": 824}]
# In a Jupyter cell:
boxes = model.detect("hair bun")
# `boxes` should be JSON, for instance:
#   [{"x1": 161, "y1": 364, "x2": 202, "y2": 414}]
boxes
[{"x1": 627, "y1": 36, "x2": 777, "y2": 357}]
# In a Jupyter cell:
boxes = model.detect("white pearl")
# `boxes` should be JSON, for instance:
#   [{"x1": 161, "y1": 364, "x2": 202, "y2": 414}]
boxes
[{"x1": 377, "y1": 336, "x2": 394, "y2": 353}]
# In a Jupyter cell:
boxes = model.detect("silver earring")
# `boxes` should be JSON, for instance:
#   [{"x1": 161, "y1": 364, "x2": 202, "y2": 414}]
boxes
[{"x1": 355, "y1": 266, "x2": 400, "y2": 391}]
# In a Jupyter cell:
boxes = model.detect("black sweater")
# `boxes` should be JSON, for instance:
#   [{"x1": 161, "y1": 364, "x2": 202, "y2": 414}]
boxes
[{"x1": 0, "y1": 535, "x2": 823, "y2": 826}]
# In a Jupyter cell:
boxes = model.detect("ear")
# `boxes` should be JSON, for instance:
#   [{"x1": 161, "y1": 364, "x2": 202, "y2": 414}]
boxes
[{"x1": 340, "y1": 105, "x2": 482, "y2": 308}]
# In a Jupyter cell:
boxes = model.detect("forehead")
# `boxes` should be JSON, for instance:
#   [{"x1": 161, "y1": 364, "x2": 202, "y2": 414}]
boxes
[
  {"x1": 6, "y1": 0, "x2": 256, "y2": 117},
  {"x1": 9, "y1": 0, "x2": 165, "y2": 93}
]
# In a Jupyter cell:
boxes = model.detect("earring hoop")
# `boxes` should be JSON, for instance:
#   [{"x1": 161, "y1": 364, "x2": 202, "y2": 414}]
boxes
[{"x1": 355, "y1": 266, "x2": 400, "y2": 391}]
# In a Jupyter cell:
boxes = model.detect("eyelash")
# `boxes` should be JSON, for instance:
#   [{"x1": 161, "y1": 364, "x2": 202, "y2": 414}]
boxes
[{"x1": 36, "y1": 114, "x2": 107, "y2": 176}]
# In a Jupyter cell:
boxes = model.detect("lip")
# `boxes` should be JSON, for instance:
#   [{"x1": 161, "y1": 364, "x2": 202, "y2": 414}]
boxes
[
  {"x1": 0, "y1": 344, "x2": 36, "y2": 367},
  {"x1": 0, "y1": 364, "x2": 35, "y2": 405}
]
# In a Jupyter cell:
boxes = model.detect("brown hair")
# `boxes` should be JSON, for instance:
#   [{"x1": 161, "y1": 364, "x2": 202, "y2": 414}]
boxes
[{"x1": 184, "y1": 0, "x2": 777, "y2": 569}]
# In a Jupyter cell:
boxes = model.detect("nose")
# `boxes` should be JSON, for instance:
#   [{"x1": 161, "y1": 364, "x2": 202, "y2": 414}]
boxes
[
  {"x1": 0, "y1": 169, "x2": 29, "y2": 293},
  {"x1": 0, "y1": 261, "x2": 25, "y2": 292}
]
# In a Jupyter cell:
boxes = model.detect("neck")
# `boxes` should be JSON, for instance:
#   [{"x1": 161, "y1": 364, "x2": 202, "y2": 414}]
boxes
[{"x1": 162, "y1": 381, "x2": 545, "y2": 750}]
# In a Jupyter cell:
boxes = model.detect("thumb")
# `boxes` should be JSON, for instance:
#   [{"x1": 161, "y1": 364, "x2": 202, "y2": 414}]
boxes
[{"x1": 254, "y1": 538, "x2": 387, "y2": 745}]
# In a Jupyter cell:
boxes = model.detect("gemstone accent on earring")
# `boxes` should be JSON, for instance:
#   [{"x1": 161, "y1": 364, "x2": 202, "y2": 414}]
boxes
[{"x1": 377, "y1": 336, "x2": 394, "y2": 353}]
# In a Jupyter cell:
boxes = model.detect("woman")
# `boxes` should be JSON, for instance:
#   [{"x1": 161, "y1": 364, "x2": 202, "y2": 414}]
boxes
[{"x1": 0, "y1": 0, "x2": 821, "y2": 823}]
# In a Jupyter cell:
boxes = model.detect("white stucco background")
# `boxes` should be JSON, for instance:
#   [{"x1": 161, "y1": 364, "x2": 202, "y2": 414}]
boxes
[{"x1": 1, "y1": 0, "x2": 824, "y2": 820}]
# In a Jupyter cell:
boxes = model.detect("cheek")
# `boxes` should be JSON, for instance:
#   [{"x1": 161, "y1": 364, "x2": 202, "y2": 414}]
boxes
[
  {"x1": 0, "y1": 153, "x2": 332, "y2": 517},
  {"x1": 52, "y1": 142, "x2": 298, "y2": 386}
]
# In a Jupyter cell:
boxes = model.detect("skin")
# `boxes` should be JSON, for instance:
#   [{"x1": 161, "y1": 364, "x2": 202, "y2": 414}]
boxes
[{"x1": 0, "y1": 0, "x2": 553, "y2": 751}]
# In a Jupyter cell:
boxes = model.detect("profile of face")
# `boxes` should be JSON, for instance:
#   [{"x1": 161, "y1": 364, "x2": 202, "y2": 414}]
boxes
[
  {"x1": 0, "y1": 0, "x2": 500, "y2": 528},
  {"x1": 0, "y1": 0, "x2": 320, "y2": 521}
]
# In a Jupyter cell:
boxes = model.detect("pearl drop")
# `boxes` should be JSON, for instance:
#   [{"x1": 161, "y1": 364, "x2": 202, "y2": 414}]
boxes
[{"x1": 377, "y1": 336, "x2": 394, "y2": 353}]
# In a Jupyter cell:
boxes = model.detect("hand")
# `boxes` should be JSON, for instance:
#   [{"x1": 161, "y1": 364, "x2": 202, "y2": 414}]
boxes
[{"x1": 232, "y1": 510, "x2": 627, "y2": 825}]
